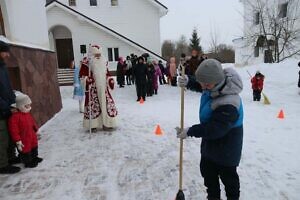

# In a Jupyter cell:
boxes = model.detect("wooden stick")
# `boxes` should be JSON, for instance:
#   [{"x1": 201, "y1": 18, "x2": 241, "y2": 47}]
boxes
[{"x1": 179, "y1": 64, "x2": 185, "y2": 190}]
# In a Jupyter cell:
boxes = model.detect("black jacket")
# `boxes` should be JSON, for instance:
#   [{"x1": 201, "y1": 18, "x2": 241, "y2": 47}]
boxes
[
  {"x1": 133, "y1": 63, "x2": 148, "y2": 84},
  {"x1": 0, "y1": 60, "x2": 15, "y2": 119}
]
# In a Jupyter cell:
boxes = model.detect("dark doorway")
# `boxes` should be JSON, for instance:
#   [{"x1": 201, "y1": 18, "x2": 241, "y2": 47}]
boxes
[
  {"x1": 55, "y1": 39, "x2": 74, "y2": 68},
  {"x1": 264, "y1": 50, "x2": 273, "y2": 63}
]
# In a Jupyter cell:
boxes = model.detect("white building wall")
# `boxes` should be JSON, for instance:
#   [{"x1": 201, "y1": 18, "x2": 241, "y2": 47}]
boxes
[
  {"x1": 0, "y1": 0, "x2": 50, "y2": 49},
  {"x1": 47, "y1": 6, "x2": 148, "y2": 71},
  {"x1": 55, "y1": 0, "x2": 162, "y2": 55}
]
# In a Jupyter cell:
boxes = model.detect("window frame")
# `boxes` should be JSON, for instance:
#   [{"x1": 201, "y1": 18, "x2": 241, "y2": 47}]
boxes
[
  {"x1": 90, "y1": 0, "x2": 98, "y2": 6},
  {"x1": 69, "y1": 0, "x2": 76, "y2": 6},
  {"x1": 254, "y1": 11, "x2": 260, "y2": 25},
  {"x1": 107, "y1": 47, "x2": 119, "y2": 62},
  {"x1": 111, "y1": 0, "x2": 118, "y2": 6},
  {"x1": 278, "y1": 2, "x2": 288, "y2": 18}
]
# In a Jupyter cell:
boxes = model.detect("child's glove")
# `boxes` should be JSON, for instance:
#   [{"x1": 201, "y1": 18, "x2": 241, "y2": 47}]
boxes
[
  {"x1": 16, "y1": 141, "x2": 24, "y2": 152},
  {"x1": 177, "y1": 75, "x2": 189, "y2": 87},
  {"x1": 175, "y1": 127, "x2": 189, "y2": 139}
]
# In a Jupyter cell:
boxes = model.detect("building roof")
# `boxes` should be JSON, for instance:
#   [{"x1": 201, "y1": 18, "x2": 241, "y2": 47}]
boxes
[
  {"x1": 46, "y1": 0, "x2": 165, "y2": 61},
  {"x1": 154, "y1": 0, "x2": 168, "y2": 10},
  {"x1": 46, "y1": 0, "x2": 168, "y2": 15}
]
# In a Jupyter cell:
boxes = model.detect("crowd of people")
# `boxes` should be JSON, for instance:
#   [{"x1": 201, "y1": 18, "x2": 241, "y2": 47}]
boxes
[
  {"x1": 113, "y1": 49, "x2": 208, "y2": 101},
  {"x1": 115, "y1": 53, "x2": 167, "y2": 101}
]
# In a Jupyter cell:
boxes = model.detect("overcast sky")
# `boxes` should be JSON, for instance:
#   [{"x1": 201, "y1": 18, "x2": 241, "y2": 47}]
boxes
[{"x1": 159, "y1": 0, "x2": 244, "y2": 51}]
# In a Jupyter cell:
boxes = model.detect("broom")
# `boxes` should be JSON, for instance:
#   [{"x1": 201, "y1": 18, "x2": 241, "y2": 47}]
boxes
[
  {"x1": 246, "y1": 70, "x2": 271, "y2": 105},
  {"x1": 176, "y1": 64, "x2": 185, "y2": 200}
]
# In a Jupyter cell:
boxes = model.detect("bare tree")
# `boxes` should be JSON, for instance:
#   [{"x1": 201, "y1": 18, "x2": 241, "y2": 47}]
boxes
[
  {"x1": 209, "y1": 24, "x2": 220, "y2": 54},
  {"x1": 243, "y1": 0, "x2": 300, "y2": 63},
  {"x1": 161, "y1": 40, "x2": 176, "y2": 61},
  {"x1": 175, "y1": 35, "x2": 189, "y2": 61},
  {"x1": 208, "y1": 44, "x2": 235, "y2": 63}
]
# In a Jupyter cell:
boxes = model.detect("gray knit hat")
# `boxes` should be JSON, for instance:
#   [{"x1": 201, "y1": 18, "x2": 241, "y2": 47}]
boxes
[{"x1": 195, "y1": 59, "x2": 225, "y2": 84}]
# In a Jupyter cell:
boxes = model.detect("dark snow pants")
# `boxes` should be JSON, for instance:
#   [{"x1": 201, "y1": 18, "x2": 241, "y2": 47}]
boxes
[
  {"x1": 135, "y1": 82, "x2": 146, "y2": 100},
  {"x1": 253, "y1": 90, "x2": 262, "y2": 101},
  {"x1": 200, "y1": 157, "x2": 240, "y2": 200},
  {"x1": 0, "y1": 120, "x2": 16, "y2": 168}
]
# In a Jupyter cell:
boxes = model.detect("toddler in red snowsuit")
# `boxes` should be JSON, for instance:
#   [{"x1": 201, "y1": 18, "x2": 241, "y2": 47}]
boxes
[
  {"x1": 251, "y1": 71, "x2": 265, "y2": 101},
  {"x1": 8, "y1": 94, "x2": 43, "y2": 168}
]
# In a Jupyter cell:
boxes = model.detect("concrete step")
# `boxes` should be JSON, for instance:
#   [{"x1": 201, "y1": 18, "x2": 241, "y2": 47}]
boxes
[
  {"x1": 58, "y1": 74, "x2": 74, "y2": 78},
  {"x1": 57, "y1": 68, "x2": 75, "y2": 86}
]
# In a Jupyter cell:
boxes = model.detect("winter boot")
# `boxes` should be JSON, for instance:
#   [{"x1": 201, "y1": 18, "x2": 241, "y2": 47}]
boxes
[
  {"x1": 8, "y1": 156, "x2": 21, "y2": 165},
  {"x1": 31, "y1": 148, "x2": 43, "y2": 163},
  {"x1": 21, "y1": 153, "x2": 38, "y2": 168},
  {"x1": 0, "y1": 165, "x2": 21, "y2": 174}
]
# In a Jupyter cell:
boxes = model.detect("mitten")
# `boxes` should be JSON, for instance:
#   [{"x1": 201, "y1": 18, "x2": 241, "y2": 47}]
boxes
[
  {"x1": 175, "y1": 127, "x2": 189, "y2": 139},
  {"x1": 16, "y1": 141, "x2": 24, "y2": 152},
  {"x1": 177, "y1": 75, "x2": 189, "y2": 87}
]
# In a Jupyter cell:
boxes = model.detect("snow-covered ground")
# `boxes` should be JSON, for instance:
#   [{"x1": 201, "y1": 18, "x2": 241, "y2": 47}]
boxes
[{"x1": 1, "y1": 59, "x2": 299, "y2": 200}]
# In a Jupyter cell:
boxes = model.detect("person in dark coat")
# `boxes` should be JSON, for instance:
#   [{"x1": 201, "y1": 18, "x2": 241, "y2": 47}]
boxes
[
  {"x1": 0, "y1": 41, "x2": 21, "y2": 174},
  {"x1": 251, "y1": 71, "x2": 265, "y2": 101},
  {"x1": 146, "y1": 61, "x2": 155, "y2": 96},
  {"x1": 186, "y1": 49, "x2": 203, "y2": 92},
  {"x1": 187, "y1": 49, "x2": 201, "y2": 76},
  {"x1": 133, "y1": 57, "x2": 147, "y2": 101},
  {"x1": 125, "y1": 56, "x2": 132, "y2": 85},
  {"x1": 158, "y1": 60, "x2": 166, "y2": 84},
  {"x1": 177, "y1": 59, "x2": 244, "y2": 200},
  {"x1": 131, "y1": 54, "x2": 138, "y2": 85},
  {"x1": 116, "y1": 57, "x2": 125, "y2": 88}
]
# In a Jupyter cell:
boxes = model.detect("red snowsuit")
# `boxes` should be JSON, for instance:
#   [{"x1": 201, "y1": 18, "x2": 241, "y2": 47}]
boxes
[
  {"x1": 251, "y1": 74, "x2": 264, "y2": 91},
  {"x1": 8, "y1": 112, "x2": 38, "y2": 153}
]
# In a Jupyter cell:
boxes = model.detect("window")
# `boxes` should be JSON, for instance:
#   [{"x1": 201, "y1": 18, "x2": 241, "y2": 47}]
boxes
[
  {"x1": 69, "y1": 0, "x2": 76, "y2": 6},
  {"x1": 108, "y1": 48, "x2": 119, "y2": 61},
  {"x1": 254, "y1": 46, "x2": 259, "y2": 57},
  {"x1": 278, "y1": 2, "x2": 288, "y2": 18},
  {"x1": 0, "y1": 6, "x2": 5, "y2": 36},
  {"x1": 111, "y1": 0, "x2": 118, "y2": 6},
  {"x1": 90, "y1": 0, "x2": 97, "y2": 6},
  {"x1": 114, "y1": 48, "x2": 119, "y2": 61},
  {"x1": 254, "y1": 11, "x2": 260, "y2": 25}
]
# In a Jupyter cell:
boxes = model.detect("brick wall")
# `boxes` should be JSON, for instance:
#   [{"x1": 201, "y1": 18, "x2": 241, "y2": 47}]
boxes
[{"x1": 6, "y1": 44, "x2": 62, "y2": 126}]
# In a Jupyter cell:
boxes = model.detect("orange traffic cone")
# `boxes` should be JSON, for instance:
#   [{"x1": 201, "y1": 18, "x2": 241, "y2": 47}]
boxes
[
  {"x1": 277, "y1": 109, "x2": 285, "y2": 119},
  {"x1": 154, "y1": 124, "x2": 163, "y2": 135},
  {"x1": 139, "y1": 97, "x2": 144, "y2": 104}
]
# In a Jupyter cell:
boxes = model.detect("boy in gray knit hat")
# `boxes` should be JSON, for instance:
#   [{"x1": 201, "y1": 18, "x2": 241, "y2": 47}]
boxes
[{"x1": 177, "y1": 59, "x2": 244, "y2": 200}]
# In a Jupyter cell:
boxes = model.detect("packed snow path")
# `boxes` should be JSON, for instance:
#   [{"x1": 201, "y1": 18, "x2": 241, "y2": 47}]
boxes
[{"x1": 1, "y1": 61, "x2": 300, "y2": 200}]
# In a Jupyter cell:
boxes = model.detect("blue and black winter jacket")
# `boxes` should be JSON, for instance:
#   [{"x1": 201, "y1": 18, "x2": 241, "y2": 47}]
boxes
[
  {"x1": 0, "y1": 60, "x2": 15, "y2": 119},
  {"x1": 187, "y1": 68, "x2": 244, "y2": 167}
]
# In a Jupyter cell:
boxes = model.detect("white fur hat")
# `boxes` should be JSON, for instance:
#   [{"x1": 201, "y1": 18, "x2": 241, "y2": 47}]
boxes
[
  {"x1": 16, "y1": 94, "x2": 32, "y2": 109},
  {"x1": 89, "y1": 45, "x2": 102, "y2": 55}
]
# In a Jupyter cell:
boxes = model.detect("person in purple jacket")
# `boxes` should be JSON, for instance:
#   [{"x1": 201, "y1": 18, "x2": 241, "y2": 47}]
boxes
[{"x1": 152, "y1": 60, "x2": 162, "y2": 95}]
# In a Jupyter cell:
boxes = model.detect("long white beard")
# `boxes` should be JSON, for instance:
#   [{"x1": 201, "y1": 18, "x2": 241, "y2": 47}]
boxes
[{"x1": 91, "y1": 57, "x2": 107, "y2": 79}]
